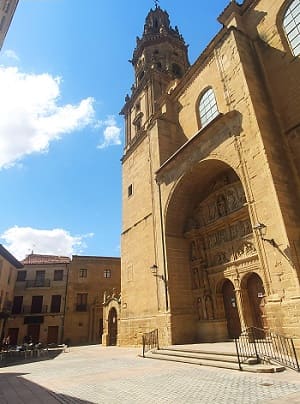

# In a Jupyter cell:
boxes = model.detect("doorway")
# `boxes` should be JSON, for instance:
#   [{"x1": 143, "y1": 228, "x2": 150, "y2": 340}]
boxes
[
  {"x1": 246, "y1": 273, "x2": 266, "y2": 331},
  {"x1": 8, "y1": 328, "x2": 19, "y2": 345},
  {"x1": 108, "y1": 308, "x2": 117, "y2": 346},
  {"x1": 47, "y1": 326, "x2": 59, "y2": 344},
  {"x1": 222, "y1": 280, "x2": 241, "y2": 338},
  {"x1": 27, "y1": 324, "x2": 40, "y2": 343}
]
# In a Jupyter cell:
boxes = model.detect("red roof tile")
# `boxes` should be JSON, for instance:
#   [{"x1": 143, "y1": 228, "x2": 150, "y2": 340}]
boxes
[{"x1": 22, "y1": 254, "x2": 70, "y2": 265}]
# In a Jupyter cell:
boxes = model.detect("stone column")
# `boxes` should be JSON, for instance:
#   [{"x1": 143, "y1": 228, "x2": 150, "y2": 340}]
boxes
[{"x1": 234, "y1": 281, "x2": 246, "y2": 331}]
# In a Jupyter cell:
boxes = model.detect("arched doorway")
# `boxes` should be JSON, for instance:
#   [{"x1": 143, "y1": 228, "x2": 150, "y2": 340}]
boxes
[
  {"x1": 108, "y1": 308, "x2": 118, "y2": 346},
  {"x1": 222, "y1": 280, "x2": 241, "y2": 338},
  {"x1": 164, "y1": 159, "x2": 258, "y2": 343},
  {"x1": 246, "y1": 273, "x2": 266, "y2": 331}
]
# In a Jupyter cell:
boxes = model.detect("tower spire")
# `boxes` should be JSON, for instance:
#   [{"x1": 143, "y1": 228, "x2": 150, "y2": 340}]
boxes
[{"x1": 154, "y1": 0, "x2": 159, "y2": 8}]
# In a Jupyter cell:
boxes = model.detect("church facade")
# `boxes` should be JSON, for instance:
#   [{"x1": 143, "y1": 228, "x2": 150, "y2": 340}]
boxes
[{"x1": 119, "y1": 0, "x2": 300, "y2": 349}]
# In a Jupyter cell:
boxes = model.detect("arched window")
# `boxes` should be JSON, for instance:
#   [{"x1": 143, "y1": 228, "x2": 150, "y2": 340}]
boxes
[
  {"x1": 283, "y1": 0, "x2": 300, "y2": 56},
  {"x1": 199, "y1": 88, "x2": 219, "y2": 128}
]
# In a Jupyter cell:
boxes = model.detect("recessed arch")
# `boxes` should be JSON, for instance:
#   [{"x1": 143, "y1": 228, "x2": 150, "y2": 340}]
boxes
[
  {"x1": 241, "y1": 272, "x2": 267, "y2": 331},
  {"x1": 108, "y1": 307, "x2": 118, "y2": 346},
  {"x1": 165, "y1": 158, "x2": 244, "y2": 236},
  {"x1": 164, "y1": 158, "x2": 256, "y2": 343}
]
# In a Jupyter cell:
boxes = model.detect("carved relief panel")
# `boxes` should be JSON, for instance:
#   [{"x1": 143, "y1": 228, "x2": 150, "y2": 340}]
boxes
[{"x1": 186, "y1": 174, "x2": 256, "y2": 287}]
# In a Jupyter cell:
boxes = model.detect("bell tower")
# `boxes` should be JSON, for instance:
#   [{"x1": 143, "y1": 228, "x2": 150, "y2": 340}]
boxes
[
  {"x1": 120, "y1": 5, "x2": 189, "y2": 346},
  {"x1": 121, "y1": 4, "x2": 189, "y2": 154}
]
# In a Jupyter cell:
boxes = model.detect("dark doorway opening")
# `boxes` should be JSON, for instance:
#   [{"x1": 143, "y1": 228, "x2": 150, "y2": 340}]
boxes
[
  {"x1": 108, "y1": 308, "x2": 117, "y2": 346},
  {"x1": 222, "y1": 280, "x2": 241, "y2": 338}
]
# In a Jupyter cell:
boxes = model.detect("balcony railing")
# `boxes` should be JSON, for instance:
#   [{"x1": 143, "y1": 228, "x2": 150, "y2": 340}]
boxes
[
  {"x1": 21, "y1": 305, "x2": 49, "y2": 314},
  {"x1": 26, "y1": 279, "x2": 51, "y2": 288}
]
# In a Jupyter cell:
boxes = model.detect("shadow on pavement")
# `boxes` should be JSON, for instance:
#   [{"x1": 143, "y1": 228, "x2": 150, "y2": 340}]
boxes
[
  {"x1": 0, "y1": 372, "x2": 94, "y2": 403},
  {"x1": 0, "y1": 348, "x2": 64, "y2": 368}
]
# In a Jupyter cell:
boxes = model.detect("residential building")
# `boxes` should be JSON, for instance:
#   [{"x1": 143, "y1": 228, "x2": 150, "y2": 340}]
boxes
[
  {"x1": 6, "y1": 254, "x2": 70, "y2": 345},
  {"x1": 64, "y1": 256, "x2": 120, "y2": 346},
  {"x1": 0, "y1": 0, "x2": 18, "y2": 50},
  {"x1": 0, "y1": 244, "x2": 23, "y2": 344},
  {"x1": 119, "y1": 0, "x2": 300, "y2": 351}
]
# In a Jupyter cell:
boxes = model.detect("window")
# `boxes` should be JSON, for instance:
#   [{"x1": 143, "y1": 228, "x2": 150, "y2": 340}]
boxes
[
  {"x1": 283, "y1": 0, "x2": 300, "y2": 56},
  {"x1": 76, "y1": 293, "x2": 88, "y2": 311},
  {"x1": 50, "y1": 295, "x2": 61, "y2": 313},
  {"x1": 12, "y1": 296, "x2": 23, "y2": 314},
  {"x1": 199, "y1": 88, "x2": 219, "y2": 128},
  {"x1": 54, "y1": 270, "x2": 63, "y2": 281},
  {"x1": 104, "y1": 269, "x2": 111, "y2": 278},
  {"x1": 79, "y1": 268, "x2": 87, "y2": 278},
  {"x1": 31, "y1": 296, "x2": 43, "y2": 314},
  {"x1": 128, "y1": 184, "x2": 133, "y2": 197},
  {"x1": 35, "y1": 270, "x2": 45, "y2": 287},
  {"x1": 172, "y1": 63, "x2": 182, "y2": 78},
  {"x1": 16, "y1": 270, "x2": 26, "y2": 281}
]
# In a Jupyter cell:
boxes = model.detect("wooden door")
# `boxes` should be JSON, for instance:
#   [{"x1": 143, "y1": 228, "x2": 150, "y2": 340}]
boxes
[
  {"x1": 247, "y1": 273, "x2": 266, "y2": 331},
  {"x1": 27, "y1": 324, "x2": 40, "y2": 344},
  {"x1": 47, "y1": 326, "x2": 59, "y2": 344},
  {"x1": 222, "y1": 280, "x2": 241, "y2": 338},
  {"x1": 12, "y1": 296, "x2": 23, "y2": 314},
  {"x1": 108, "y1": 308, "x2": 117, "y2": 346},
  {"x1": 31, "y1": 296, "x2": 43, "y2": 313},
  {"x1": 8, "y1": 328, "x2": 19, "y2": 345}
]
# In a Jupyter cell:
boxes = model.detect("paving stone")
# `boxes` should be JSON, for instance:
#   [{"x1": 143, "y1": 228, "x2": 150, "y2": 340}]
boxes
[{"x1": 0, "y1": 345, "x2": 299, "y2": 403}]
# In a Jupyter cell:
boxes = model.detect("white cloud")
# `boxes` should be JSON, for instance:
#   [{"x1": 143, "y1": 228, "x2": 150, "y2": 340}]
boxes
[
  {"x1": 0, "y1": 226, "x2": 94, "y2": 260},
  {"x1": 0, "y1": 66, "x2": 95, "y2": 169},
  {"x1": 3, "y1": 49, "x2": 20, "y2": 62},
  {"x1": 97, "y1": 115, "x2": 122, "y2": 149}
]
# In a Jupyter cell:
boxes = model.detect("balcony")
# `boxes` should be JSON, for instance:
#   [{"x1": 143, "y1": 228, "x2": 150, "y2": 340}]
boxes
[
  {"x1": 26, "y1": 279, "x2": 51, "y2": 288},
  {"x1": 21, "y1": 305, "x2": 48, "y2": 314}
]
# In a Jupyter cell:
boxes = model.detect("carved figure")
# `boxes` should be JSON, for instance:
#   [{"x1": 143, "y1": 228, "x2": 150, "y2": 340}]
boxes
[
  {"x1": 191, "y1": 241, "x2": 197, "y2": 261},
  {"x1": 217, "y1": 195, "x2": 227, "y2": 217},
  {"x1": 205, "y1": 295, "x2": 215, "y2": 320},
  {"x1": 226, "y1": 189, "x2": 238, "y2": 211},
  {"x1": 197, "y1": 297, "x2": 203, "y2": 320}
]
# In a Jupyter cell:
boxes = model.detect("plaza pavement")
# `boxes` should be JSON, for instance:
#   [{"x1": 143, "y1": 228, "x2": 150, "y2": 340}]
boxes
[{"x1": 0, "y1": 344, "x2": 300, "y2": 403}]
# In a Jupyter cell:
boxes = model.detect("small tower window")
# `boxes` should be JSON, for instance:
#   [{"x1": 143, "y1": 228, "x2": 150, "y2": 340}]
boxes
[
  {"x1": 135, "y1": 102, "x2": 141, "y2": 112},
  {"x1": 172, "y1": 63, "x2": 182, "y2": 78},
  {"x1": 199, "y1": 88, "x2": 219, "y2": 128},
  {"x1": 128, "y1": 184, "x2": 133, "y2": 197},
  {"x1": 283, "y1": 0, "x2": 300, "y2": 56}
]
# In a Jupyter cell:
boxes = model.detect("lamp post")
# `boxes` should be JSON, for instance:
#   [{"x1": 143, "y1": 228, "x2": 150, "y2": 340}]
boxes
[
  {"x1": 150, "y1": 264, "x2": 167, "y2": 284},
  {"x1": 253, "y1": 223, "x2": 277, "y2": 247}
]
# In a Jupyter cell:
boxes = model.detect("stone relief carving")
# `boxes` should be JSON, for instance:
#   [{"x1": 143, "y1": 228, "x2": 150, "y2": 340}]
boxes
[
  {"x1": 196, "y1": 295, "x2": 215, "y2": 320},
  {"x1": 192, "y1": 181, "x2": 247, "y2": 228},
  {"x1": 187, "y1": 175, "x2": 256, "y2": 274},
  {"x1": 204, "y1": 295, "x2": 215, "y2": 320}
]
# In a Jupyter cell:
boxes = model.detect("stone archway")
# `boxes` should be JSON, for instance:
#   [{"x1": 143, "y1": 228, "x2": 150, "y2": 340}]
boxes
[
  {"x1": 108, "y1": 308, "x2": 118, "y2": 346},
  {"x1": 165, "y1": 159, "x2": 259, "y2": 344},
  {"x1": 242, "y1": 272, "x2": 267, "y2": 331}
]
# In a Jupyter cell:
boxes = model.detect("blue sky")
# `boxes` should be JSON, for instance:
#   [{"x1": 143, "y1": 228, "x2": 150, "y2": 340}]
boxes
[{"x1": 0, "y1": 0, "x2": 229, "y2": 260}]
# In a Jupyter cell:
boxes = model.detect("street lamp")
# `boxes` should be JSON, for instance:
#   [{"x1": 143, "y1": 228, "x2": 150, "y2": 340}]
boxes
[
  {"x1": 150, "y1": 264, "x2": 167, "y2": 284},
  {"x1": 253, "y1": 223, "x2": 277, "y2": 247}
]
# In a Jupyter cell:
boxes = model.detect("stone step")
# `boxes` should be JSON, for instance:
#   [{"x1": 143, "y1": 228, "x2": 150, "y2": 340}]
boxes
[
  {"x1": 157, "y1": 348, "x2": 257, "y2": 364},
  {"x1": 144, "y1": 349, "x2": 285, "y2": 373}
]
